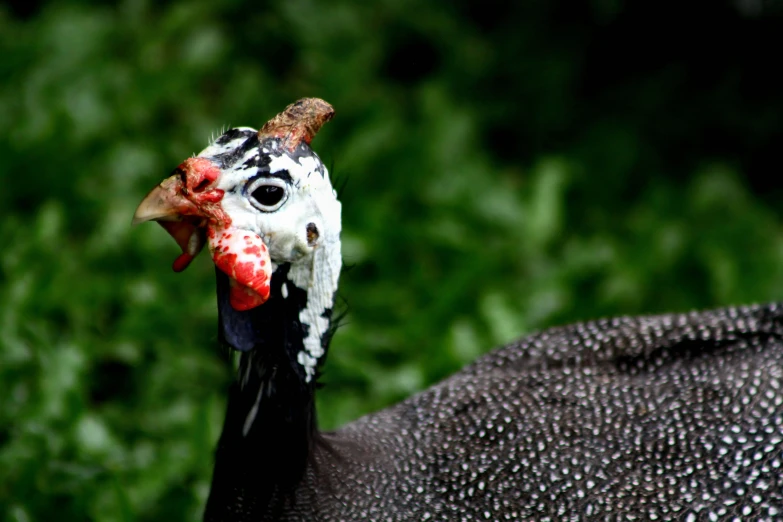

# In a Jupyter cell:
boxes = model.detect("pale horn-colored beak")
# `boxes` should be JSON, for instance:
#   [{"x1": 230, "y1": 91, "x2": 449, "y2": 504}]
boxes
[
  {"x1": 133, "y1": 173, "x2": 207, "y2": 272},
  {"x1": 132, "y1": 175, "x2": 192, "y2": 225}
]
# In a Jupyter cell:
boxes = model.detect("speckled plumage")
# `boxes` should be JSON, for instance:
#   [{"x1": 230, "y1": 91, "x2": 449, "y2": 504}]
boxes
[
  {"x1": 214, "y1": 302, "x2": 783, "y2": 521},
  {"x1": 134, "y1": 100, "x2": 783, "y2": 521}
]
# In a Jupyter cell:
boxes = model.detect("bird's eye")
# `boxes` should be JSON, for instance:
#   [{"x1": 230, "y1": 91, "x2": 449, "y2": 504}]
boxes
[
  {"x1": 253, "y1": 185, "x2": 284, "y2": 206},
  {"x1": 247, "y1": 178, "x2": 288, "y2": 212}
]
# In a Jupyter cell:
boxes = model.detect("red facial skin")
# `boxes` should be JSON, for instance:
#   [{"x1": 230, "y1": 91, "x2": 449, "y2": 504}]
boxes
[
  {"x1": 176, "y1": 157, "x2": 229, "y2": 224},
  {"x1": 163, "y1": 157, "x2": 271, "y2": 310}
]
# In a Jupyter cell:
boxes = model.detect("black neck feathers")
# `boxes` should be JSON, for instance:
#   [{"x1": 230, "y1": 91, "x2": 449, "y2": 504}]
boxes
[{"x1": 204, "y1": 267, "x2": 320, "y2": 521}]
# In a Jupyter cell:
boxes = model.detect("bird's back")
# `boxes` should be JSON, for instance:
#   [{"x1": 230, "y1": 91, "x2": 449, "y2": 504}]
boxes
[{"x1": 310, "y1": 303, "x2": 783, "y2": 521}]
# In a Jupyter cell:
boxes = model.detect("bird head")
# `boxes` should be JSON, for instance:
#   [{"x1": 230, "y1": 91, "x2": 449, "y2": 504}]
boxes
[{"x1": 134, "y1": 99, "x2": 341, "y2": 366}]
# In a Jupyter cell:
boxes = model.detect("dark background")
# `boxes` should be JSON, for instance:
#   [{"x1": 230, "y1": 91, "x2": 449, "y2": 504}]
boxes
[{"x1": 2, "y1": 0, "x2": 782, "y2": 519}]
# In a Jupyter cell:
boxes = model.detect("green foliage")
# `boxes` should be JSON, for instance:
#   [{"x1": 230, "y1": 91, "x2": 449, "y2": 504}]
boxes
[{"x1": 1, "y1": 0, "x2": 781, "y2": 519}]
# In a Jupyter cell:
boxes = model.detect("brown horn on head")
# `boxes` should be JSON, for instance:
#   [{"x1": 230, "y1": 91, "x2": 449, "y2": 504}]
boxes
[{"x1": 258, "y1": 98, "x2": 335, "y2": 151}]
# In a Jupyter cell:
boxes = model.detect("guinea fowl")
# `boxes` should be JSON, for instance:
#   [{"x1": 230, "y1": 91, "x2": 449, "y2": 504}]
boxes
[{"x1": 134, "y1": 98, "x2": 783, "y2": 521}]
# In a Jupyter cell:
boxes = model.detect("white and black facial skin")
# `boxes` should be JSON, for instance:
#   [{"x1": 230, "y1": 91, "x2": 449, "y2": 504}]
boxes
[{"x1": 201, "y1": 128, "x2": 342, "y2": 387}]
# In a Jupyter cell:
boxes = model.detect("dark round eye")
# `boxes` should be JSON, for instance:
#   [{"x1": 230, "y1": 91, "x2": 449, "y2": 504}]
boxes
[
  {"x1": 247, "y1": 178, "x2": 289, "y2": 212},
  {"x1": 252, "y1": 185, "x2": 285, "y2": 206}
]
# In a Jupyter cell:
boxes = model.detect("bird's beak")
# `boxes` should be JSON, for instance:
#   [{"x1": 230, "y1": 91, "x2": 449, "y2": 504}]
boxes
[
  {"x1": 134, "y1": 166, "x2": 271, "y2": 311},
  {"x1": 133, "y1": 175, "x2": 190, "y2": 224},
  {"x1": 133, "y1": 174, "x2": 207, "y2": 273}
]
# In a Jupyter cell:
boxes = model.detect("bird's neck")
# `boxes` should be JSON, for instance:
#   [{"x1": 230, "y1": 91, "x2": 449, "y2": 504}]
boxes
[{"x1": 205, "y1": 249, "x2": 340, "y2": 520}]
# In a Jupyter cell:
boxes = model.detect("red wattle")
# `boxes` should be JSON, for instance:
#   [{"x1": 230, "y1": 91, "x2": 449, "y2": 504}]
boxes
[
  {"x1": 172, "y1": 252, "x2": 196, "y2": 273},
  {"x1": 207, "y1": 225, "x2": 272, "y2": 310},
  {"x1": 229, "y1": 279, "x2": 268, "y2": 311}
]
